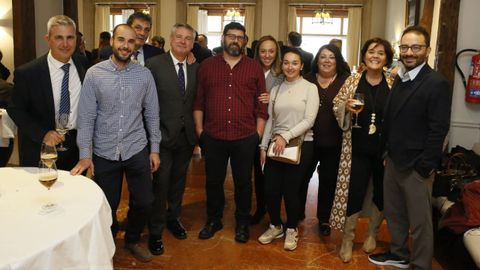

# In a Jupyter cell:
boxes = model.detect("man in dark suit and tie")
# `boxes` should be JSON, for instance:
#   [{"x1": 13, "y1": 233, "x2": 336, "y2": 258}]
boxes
[
  {"x1": 8, "y1": 15, "x2": 85, "y2": 170},
  {"x1": 146, "y1": 23, "x2": 199, "y2": 255},
  {"x1": 368, "y1": 25, "x2": 451, "y2": 270},
  {"x1": 127, "y1": 12, "x2": 163, "y2": 66}
]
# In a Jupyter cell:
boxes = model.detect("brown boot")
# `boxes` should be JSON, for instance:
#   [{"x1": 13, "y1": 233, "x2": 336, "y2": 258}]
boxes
[
  {"x1": 362, "y1": 204, "x2": 384, "y2": 253},
  {"x1": 339, "y1": 213, "x2": 359, "y2": 263}
]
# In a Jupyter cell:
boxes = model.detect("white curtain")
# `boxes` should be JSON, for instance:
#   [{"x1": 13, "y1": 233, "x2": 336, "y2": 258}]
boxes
[
  {"x1": 197, "y1": 9, "x2": 208, "y2": 35},
  {"x1": 346, "y1": 7, "x2": 362, "y2": 68},
  {"x1": 244, "y1": 6, "x2": 255, "y2": 47},
  {"x1": 149, "y1": 6, "x2": 158, "y2": 38},
  {"x1": 287, "y1": 6, "x2": 297, "y2": 38},
  {"x1": 94, "y1": 5, "x2": 110, "y2": 47},
  {"x1": 187, "y1": 5, "x2": 199, "y2": 31}
]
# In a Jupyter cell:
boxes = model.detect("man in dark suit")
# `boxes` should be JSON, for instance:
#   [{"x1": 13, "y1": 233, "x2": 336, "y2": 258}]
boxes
[
  {"x1": 191, "y1": 32, "x2": 212, "y2": 63},
  {"x1": 146, "y1": 23, "x2": 199, "y2": 255},
  {"x1": 127, "y1": 12, "x2": 163, "y2": 66},
  {"x1": 8, "y1": 15, "x2": 85, "y2": 170},
  {"x1": 368, "y1": 26, "x2": 451, "y2": 270},
  {"x1": 287, "y1": 31, "x2": 313, "y2": 75}
]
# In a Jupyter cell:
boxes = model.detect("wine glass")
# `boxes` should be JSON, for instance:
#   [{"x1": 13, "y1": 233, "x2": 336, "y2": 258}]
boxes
[
  {"x1": 38, "y1": 161, "x2": 59, "y2": 215},
  {"x1": 351, "y1": 93, "x2": 365, "y2": 128},
  {"x1": 40, "y1": 143, "x2": 57, "y2": 168},
  {"x1": 56, "y1": 113, "x2": 69, "y2": 151}
]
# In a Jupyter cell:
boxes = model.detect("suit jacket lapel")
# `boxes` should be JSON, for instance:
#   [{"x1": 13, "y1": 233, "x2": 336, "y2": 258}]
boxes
[
  {"x1": 72, "y1": 56, "x2": 86, "y2": 82},
  {"x1": 391, "y1": 65, "x2": 431, "y2": 120},
  {"x1": 39, "y1": 56, "x2": 56, "y2": 127}
]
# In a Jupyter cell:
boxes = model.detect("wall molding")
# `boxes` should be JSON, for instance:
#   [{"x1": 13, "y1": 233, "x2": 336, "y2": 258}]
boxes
[{"x1": 451, "y1": 120, "x2": 480, "y2": 129}]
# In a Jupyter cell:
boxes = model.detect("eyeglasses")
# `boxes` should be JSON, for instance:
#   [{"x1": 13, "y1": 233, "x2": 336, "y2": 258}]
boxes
[
  {"x1": 225, "y1": 34, "x2": 246, "y2": 42},
  {"x1": 398, "y1": 44, "x2": 427, "y2": 53}
]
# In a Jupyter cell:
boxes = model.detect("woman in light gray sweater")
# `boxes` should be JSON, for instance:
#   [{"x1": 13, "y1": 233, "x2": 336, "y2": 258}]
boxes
[{"x1": 258, "y1": 48, "x2": 319, "y2": 251}]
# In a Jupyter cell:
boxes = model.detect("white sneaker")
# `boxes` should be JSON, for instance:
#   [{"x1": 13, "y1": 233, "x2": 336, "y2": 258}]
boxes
[
  {"x1": 284, "y1": 228, "x2": 298, "y2": 251},
  {"x1": 258, "y1": 224, "x2": 284, "y2": 244}
]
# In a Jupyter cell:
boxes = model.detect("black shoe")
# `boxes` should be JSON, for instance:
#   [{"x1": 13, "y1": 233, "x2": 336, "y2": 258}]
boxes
[
  {"x1": 235, "y1": 224, "x2": 250, "y2": 243},
  {"x1": 368, "y1": 252, "x2": 410, "y2": 269},
  {"x1": 250, "y1": 210, "x2": 266, "y2": 225},
  {"x1": 319, "y1": 223, "x2": 331, "y2": 236},
  {"x1": 148, "y1": 236, "x2": 164, "y2": 256},
  {"x1": 167, "y1": 219, "x2": 187, "y2": 240},
  {"x1": 198, "y1": 221, "x2": 223, "y2": 239}
]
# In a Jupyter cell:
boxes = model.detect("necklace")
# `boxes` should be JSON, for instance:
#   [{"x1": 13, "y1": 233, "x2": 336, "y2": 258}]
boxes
[
  {"x1": 316, "y1": 73, "x2": 337, "y2": 107},
  {"x1": 363, "y1": 73, "x2": 383, "y2": 135}
]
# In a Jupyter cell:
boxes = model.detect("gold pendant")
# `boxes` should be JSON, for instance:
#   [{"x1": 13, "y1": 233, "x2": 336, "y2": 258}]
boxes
[{"x1": 368, "y1": 124, "x2": 376, "y2": 134}]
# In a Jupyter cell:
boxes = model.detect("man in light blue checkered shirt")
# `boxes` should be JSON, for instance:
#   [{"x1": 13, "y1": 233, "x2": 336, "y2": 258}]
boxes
[{"x1": 71, "y1": 24, "x2": 161, "y2": 262}]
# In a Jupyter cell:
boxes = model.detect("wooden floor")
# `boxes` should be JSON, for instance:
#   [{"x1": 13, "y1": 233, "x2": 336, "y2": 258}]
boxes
[{"x1": 113, "y1": 155, "x2": 443, "y2": 270}]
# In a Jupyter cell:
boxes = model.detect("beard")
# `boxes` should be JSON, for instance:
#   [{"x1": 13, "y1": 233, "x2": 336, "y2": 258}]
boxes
[
  {"x1": 223, "y1": 41, "x2": 243, "y2": 57},
  {"x1": 113, "y1": 47, "x2": 133, "y2": 63}
]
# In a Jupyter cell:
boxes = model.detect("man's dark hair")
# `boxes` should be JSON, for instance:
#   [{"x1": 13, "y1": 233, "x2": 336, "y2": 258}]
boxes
[
  {"x1": 112, "y1": 24, "x2": 134, "y2": 38},
  {"x1": 361, "y1": 37, "x2": 394, "y2": 68},
  {"x1": 288, "y1": 31, "x2": 302, "y2": 47},
  {"x1": 401, "y1": 25, "x2": 430, "y2": 47},
  {"x1": 126, "y1": 11, "x2": 152, "y2": 27},
  {"x1": 100, "y1": 31, "x2": 111, "y2": 41},
  {"x1": 223, "y1": 22, "x2": 245, "y2": 35},
  {"x1": 198, "y1": 34, "x2": 208, "y2": 43}
]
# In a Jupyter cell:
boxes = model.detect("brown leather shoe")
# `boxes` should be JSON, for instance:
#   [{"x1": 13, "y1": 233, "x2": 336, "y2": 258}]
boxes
[{"x1": 125, "y1": 243, "x2": 153, "y2": 262}]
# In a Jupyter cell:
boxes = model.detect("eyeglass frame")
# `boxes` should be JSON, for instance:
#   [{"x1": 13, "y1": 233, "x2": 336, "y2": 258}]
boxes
[
  {"x1": 224, "y1": 33, "x2": 246, "y2": 42},
  {"x1": 398, "y1": 44, "x2": 428, "y2": 53}
]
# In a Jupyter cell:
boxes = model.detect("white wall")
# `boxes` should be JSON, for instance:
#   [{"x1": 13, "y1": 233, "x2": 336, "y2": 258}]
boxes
[
  {"x1": 34, "y1": 0, "x2": 63, "y2": 57},
  {"x1": 0, "y1": 0, "x2": 14, "y2": 83},
  {"x1": 449, "y1": 0, "x2": 480, "y2": 149}
]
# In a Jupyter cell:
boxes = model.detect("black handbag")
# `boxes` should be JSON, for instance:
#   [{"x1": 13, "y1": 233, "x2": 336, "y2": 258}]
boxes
[{"x1": 433, "y1": 152, "x2": 478, "y2": 201}]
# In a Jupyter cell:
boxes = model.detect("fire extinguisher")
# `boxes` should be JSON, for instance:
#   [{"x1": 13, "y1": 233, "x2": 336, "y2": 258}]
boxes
[{"x1": 456, "y1": 49, "x2": 480, "y2": 103}]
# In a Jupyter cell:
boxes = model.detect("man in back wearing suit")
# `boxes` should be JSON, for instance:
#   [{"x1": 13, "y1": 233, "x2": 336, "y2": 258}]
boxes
[
  {"x1": 146, "y1": 23, "x2": 198, "y2": 255},
  {"x1": 368, "y1": 25, "x2": 451, "y2": 270},
  {"x1": 8, "y1": 15, "x2": 85, "y2": 170},
  {"x1": 127, "y1": 12, "x2": 163, "y2": 66},
  {"x1": 287, "y1": 31, "x2": 313, "y2": 75}
]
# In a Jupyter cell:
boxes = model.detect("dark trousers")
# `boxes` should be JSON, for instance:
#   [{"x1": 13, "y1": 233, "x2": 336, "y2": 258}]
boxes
[
  {"x1": 252, "y1": 147, "x2": 266, "y2": 214},
  {"x1": 384, "y1": 157, "x2": 434, "y2": 270},
  {"x1": 149, "y1": 131, "x2": 194, "y2": 237},
  {"x1": 201, "y1": 133, "x2": 258, "y2": 225},
  {"x1": 93, "y1": 147, "x2": 154, "y2": 243},
  {"x1": 264, "y1": 141, "x2": 314, "y2": 228},
  {"x1": 0, "y1": 138, "x2": 13, "y2": 166},
  {"x1": 346, "y1": 151, "x2": 384, "y2": 215},
  {"x1": 300, "y1": 144, "x2": 341, "y2": 222}
]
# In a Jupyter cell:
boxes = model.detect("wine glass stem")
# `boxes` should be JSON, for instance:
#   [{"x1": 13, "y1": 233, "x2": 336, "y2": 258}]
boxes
[{"x1": 355, "y1": 113, "x2": 359, "y2": 126}]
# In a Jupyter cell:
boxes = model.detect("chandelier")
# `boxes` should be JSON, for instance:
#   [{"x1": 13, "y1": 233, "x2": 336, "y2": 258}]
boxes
[
  {"x1": 313, "y1": 7, "x2": 332, "y2": 24},
  {"x1": 225, "y1": 8, "x2": 241, "y2": 21}
]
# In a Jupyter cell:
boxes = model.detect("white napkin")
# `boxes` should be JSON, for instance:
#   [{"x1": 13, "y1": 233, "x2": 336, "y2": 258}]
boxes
[{"x1": 0, "y1": 109, "x2": 17, "y2": 147}]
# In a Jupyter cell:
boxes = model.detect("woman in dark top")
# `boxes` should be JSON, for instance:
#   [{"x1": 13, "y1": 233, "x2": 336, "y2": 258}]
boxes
[
  {"x1": 331, "y1": 38, "x2": 394, "y2": 262},
  {"x1": 300, "y1": 44, "x2": 350, "y2": 236}
]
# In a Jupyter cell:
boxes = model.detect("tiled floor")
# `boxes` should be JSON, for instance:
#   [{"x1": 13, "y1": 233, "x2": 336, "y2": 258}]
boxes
[{"x1": 113, "y1": 156, "x2": 443, "y2": 269}]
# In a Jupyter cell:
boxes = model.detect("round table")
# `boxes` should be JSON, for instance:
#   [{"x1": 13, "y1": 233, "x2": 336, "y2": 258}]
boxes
[{"x1": 0, "y1": 167, "x2": 115, "y2": 270}]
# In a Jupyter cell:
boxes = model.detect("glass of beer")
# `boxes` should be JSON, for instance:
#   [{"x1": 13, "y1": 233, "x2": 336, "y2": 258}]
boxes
[
  {"x1": 352, "y1": 93, "x2": 365, "y2": 128},
  {"x1": 38, "y1": 161, "x2": 58, "y2": 214}
]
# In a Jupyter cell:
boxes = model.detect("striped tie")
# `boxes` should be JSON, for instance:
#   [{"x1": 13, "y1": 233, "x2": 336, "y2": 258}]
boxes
[
  {"x1": 59, "y1": 63, "x2": 71, "y2": 114},
  {"x1": 178, "y1": 63, "x2": 185, "y2": 96}
]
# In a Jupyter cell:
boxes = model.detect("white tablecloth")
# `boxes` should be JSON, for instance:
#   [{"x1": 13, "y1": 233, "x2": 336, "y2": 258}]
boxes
[{"x1": 0, "y1": 167, "x2": 115, "y2": 270}]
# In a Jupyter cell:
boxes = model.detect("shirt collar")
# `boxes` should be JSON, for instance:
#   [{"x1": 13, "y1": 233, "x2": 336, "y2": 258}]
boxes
[
  {"x1": 398, "y1": 61, "x2": 426, "y2": 82},
  {"x1": 107, "y1": 56, "x2": 136, "y2": 71},
  {"x1": 47, "y1": 51, "x2": 74, "y2": 69},
  {"x1": 137, "y1": 46, "x2": 144, "y2": 55},
  {"x1": 169, "y1": 51, "x2": 186, "y2": 66}
]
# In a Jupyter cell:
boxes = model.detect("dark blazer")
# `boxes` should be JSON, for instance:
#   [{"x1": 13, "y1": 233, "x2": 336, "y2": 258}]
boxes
[
  {"x1": 382, "y1": 64, "x2": 451, "y2": 177},
  {"x1": 143, "y1": 44, "x2": 163, "y2": 61},
  {"x1": 146, "y1": 52, "x2": 199, "y2": 149},
  {"x1": 7, "y1": 54, "x2": 86, "y2": 169},
  {"x1": 298, "y1": 48, "x2": 314, "y2": 75}
]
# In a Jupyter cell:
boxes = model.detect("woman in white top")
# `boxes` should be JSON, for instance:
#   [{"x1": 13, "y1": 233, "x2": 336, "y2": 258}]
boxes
[
  {"x1": 251, "y1": 35, "x2": 285, "y2": 225},
  {"x1": 258, "y1": 48, "x2": 319, "y2": 251}
]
